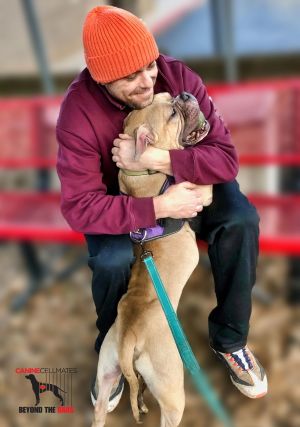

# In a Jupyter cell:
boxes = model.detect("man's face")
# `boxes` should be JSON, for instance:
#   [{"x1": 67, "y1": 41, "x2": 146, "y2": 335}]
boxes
[{"x1": 104, "y1": 61, "x2": 158, "y2": 109}]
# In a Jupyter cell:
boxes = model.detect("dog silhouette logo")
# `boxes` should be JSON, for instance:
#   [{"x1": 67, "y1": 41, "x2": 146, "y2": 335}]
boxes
[{"x1": 25, "y1": 374, "x2": 67, "y2": 406}]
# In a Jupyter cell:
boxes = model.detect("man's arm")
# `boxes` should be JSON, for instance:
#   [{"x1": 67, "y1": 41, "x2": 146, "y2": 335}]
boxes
[
  {"x1": 56, "y1": 127, "x2": 157, "y2": 234},
  {"x1": 56, "y1": 128, "x2": 204, "y2": 233},
  {"x1": 169, "y1": 63, "x2": 239, "y2": 185}
]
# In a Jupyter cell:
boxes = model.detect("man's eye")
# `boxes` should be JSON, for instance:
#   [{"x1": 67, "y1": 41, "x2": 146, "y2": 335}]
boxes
[
  {"x1": 147, "y1": 61, "x2": 156, "y2": 69},
  {"x1": 126, "y1": 74, "x2": 137, "y2": 81}
]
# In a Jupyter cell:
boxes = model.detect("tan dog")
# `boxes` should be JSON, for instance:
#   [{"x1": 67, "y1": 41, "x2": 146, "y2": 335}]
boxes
[{"x1": 91, "y1": 92, "x2": 212, "y2": 427}]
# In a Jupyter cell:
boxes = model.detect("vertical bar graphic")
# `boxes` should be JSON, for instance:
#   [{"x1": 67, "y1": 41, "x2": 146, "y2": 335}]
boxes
[
  {"x1": 64, "y1": 374, "x2": 66, "y2": 405},
  {"x1": 70, "y1": 374, "x2": 72, "y2": 406}
]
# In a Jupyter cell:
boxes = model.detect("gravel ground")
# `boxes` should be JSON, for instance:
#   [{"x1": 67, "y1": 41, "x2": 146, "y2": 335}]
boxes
[{"x1": 1, "y1": 243, "x2": 299, "y2": 427}]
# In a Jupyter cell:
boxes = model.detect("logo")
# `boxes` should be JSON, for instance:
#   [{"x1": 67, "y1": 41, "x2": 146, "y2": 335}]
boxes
[{"x1": 16, "y1": 367, "x2": 78, "y2": 414}]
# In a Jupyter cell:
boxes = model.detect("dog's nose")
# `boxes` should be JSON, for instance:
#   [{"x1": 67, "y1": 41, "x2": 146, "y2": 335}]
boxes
[{"x1": 179, "y1": 92, "x2": 190, "y2": 102}]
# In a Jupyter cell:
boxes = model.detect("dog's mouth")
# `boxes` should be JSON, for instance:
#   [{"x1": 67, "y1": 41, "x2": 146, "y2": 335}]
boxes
[
  {"x1": 173, "y1": 95, "x2": 210, "y2": 147},
  {"x1": 183, "y1": 112, "x2": 210, "y2": 146}
]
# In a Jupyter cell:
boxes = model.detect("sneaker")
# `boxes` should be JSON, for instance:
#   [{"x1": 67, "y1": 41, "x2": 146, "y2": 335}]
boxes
[
  {"x1": 212, "y1": 346, "x2": 268, "y2": 398},
  {"x1": 90, "y1": 374, "x2": 125, "y2": 412}
]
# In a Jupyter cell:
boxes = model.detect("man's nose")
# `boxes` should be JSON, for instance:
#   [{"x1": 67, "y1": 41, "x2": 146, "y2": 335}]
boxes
[{"x1": 179, "y1": 92, "x2": 190, "y2": 102}]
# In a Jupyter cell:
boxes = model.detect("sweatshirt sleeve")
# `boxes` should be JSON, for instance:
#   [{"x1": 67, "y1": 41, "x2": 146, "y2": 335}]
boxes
[
  {"x1": 56, "y1": 126, "x2": 156, "y2": 234},
  {"x1": 169, "y1": 63, "x2": 239, "y2": 184}
]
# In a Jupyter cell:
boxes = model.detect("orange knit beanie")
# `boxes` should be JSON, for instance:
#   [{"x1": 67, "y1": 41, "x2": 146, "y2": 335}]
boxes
[{"x1": 82, "y1": 5, "x2": 159, "y2": 84}]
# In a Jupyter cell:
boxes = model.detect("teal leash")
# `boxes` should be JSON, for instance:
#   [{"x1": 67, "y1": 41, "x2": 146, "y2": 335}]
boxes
[{"x1": 141, "y1": 248, "x2": 234, "y2": 427}]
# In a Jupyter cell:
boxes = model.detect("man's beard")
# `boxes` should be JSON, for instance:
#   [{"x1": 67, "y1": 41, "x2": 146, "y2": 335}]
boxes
[{"x1": 127, "y1": 92, "x2": 154, "y2": 110}]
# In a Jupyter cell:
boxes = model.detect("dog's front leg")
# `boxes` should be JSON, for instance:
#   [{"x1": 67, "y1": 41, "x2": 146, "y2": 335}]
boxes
[
  {"x1": 91, "y1": 325, "x2": 121, "y2": 427},
  {"x1": 34, "y1": 391, "x2": 40, "y2": 406}
]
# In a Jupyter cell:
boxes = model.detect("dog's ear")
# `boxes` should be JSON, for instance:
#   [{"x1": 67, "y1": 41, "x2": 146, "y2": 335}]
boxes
[{"x1": 134, "y1": 124, "x2": 156, "y2": 160}]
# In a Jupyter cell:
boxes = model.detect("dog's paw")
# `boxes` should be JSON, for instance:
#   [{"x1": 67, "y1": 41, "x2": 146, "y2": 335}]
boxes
[{"x1": 139, "y1": 402, "x2": 148, "y2": 414}]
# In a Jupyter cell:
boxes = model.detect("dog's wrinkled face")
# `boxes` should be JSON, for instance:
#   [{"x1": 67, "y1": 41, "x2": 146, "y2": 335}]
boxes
[
  {"x1": 174, "y1": 92, "x2": 210, "y2": 145},
  {"x1": 123, "y1": 92, "x2": 210, "y2": 159}
]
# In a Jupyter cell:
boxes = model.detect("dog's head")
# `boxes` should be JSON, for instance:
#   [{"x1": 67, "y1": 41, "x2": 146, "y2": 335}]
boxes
[
  {"x1": 123, "y1": 92, "x2": 210, "y2": 160},
  {"x1": 25, "y1": 374, "x2": 34, "y2": 380}
]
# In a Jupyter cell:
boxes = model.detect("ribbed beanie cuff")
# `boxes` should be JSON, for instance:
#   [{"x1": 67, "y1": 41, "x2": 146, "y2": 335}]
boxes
[{"x1": 83, "y1": 6, "x2": 159, "y2": 83}]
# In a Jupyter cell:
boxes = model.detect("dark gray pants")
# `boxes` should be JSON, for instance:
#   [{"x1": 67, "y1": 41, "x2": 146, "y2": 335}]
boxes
[{"x1": 85, "y1": 180, "x2": 259, "y2": 354}]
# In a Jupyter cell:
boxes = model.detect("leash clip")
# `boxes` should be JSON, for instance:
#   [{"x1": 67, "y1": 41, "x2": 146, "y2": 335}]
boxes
[{"x1": 139, "y1": 242, "x2": 153, "y2": 261}]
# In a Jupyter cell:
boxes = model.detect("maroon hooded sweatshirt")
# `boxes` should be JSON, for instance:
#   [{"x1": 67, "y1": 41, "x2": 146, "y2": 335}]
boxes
[{"x1": 56, "y1": 54, "x2": 238, "y2": 235}]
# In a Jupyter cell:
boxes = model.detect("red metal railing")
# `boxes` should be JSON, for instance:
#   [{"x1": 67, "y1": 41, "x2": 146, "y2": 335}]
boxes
[{"x1": 1, "y1": 79, "x2": 300, "y2": 254}]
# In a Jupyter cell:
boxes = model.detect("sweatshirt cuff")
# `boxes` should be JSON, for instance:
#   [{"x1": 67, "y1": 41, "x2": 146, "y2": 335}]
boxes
[
  {"x1": 130, "y1": 196, "x2": 156, "y2": 231},
  {"x1": 169, "y1": 149, "x2": 195, "y2": 183}
]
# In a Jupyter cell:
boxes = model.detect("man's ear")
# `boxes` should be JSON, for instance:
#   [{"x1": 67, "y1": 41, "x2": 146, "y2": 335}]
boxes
[{"x1": 134, "y1": 124, "x2": 155, "y2": 160}]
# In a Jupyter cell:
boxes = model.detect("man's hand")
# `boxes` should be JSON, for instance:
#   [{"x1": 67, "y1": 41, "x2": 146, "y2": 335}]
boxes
[
  {"x1": 112, "y1": 133, "x2": 172, "y2": 174},
  {"x1": 112, "y1": 133, "x2": 143, "y2": 171},
  {"x1": 153, "y1": 181, "x2": 207, "y2": 219}
]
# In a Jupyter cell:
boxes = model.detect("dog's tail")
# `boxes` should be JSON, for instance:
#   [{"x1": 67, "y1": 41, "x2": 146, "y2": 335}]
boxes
[{"x1": 118, "y1": 331, "x2": 141, "y2": 424}]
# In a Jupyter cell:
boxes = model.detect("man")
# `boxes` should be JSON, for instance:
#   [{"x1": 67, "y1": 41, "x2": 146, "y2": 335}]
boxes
[{"x1": 56, "y1": 5, "x2": 267, "y2": 409}]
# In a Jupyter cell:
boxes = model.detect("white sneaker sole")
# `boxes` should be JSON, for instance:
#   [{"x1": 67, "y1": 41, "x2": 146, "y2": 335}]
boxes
[
  {"x1": 212, "y1": 347, "x2": 268, "y2": 399},
  {"x1": 231, "y1": 371, "x2": 268, "y2": 399}
]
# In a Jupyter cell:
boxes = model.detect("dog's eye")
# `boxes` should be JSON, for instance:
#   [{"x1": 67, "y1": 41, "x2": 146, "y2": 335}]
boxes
[{"x1": 170, "y1": 108, "x2": 177, "y2": 118}]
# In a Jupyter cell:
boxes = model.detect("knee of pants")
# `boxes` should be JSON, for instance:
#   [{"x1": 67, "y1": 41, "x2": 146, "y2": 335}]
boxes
[{"x1": 227, "y1": 204, "x2": 260, "y2": 234}]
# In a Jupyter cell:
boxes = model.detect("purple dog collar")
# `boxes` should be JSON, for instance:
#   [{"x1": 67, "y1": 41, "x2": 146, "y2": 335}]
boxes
[
  {"x1": 128, "y1": 176, "x2": 185, "y2": 243},
  {"x1": 130, "y1": 224, "x2": 164, "y2": 242},
  {"x1": 129, "y1": 217, "x2": 185, "y2": 243},
  {"x1": 120, "y1": 176, "x2": 185, "y2": 243}
]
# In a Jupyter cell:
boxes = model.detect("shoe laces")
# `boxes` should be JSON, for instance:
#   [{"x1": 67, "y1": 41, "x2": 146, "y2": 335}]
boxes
[{"x1": 225, "y1": 347, "x2": 254, "y2": 371}]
